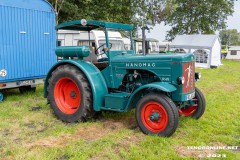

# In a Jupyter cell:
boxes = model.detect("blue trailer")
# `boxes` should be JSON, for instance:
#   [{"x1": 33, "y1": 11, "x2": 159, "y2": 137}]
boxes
[{"x1": 0, "y1": 0, "x2": 56, "y2": 101}]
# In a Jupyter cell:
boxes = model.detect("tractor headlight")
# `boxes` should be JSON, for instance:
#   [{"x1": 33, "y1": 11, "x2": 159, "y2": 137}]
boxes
[
  {"x1": 195, "y1": 72, "x2": 201, "y2": 79},
  {"x1": 177, "y1": 76, "x2": 185, "y2": 85}
]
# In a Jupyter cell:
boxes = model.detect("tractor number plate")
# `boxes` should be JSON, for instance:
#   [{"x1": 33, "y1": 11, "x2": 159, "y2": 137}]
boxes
[
  {"x1": 19, "y1": 80, "x2": 34, "y2": 85},
  {"x1": 185, "y1": 92, "x2": 195, "y2": 101}
]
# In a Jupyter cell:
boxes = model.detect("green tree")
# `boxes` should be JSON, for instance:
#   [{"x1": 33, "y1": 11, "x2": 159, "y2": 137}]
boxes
[
  {"x1": 48, "y1": 0, "x2": 175, "y2": 30},
  {"x1": 219, "y1": 29, "x2": 240, "y2": 45},
  {"x1": 165, "y1": 0, "x2": 235, "y2": 40},
  {"x1": 48, "y1": 0, "x2": 137, "y2": 25},
  {"x1": 132, "y1": 0, "x2": 175, "y2": 26},
  {"x1": 48, "y1": 0, "x2": 65, "y2": 24}
]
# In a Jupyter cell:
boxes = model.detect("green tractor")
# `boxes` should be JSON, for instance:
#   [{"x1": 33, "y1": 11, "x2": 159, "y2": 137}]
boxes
[{"x1": 44, "y1": 19, "x2": 206, "y2": 137}]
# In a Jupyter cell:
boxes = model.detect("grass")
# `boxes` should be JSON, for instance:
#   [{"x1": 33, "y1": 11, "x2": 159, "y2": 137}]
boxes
[{"x1": 0, "y1": 60, "x2": 239, "y2": 160}]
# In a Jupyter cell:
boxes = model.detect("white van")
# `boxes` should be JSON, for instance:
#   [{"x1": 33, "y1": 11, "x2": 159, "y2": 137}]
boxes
[
  {"x1": 58, "y1": 30, "x2": 125, "y2": 60},
  {"x1": 134, "y1": 38, "x2": 160, "y2": 54}
]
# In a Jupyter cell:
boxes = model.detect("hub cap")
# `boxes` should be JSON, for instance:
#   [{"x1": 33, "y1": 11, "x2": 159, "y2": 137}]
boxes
[
  {"x1": 150, "y1": 112, "x2": 161, "y2": 121},
  {"x1": 141, "y1": 101, "x2": 168, "y2": 133},
  {"x1": 54, "y1": 77, "x2": 81, "y2": 114}
]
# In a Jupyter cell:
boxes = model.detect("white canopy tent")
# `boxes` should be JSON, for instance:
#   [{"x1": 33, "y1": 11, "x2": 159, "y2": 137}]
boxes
[{"x1": 170, "y1": 35, "x2": 221, "y2": 68}]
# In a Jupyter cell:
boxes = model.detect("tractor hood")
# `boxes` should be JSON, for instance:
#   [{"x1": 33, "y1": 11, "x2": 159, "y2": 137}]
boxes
[
  {"x1": 111, "y1": 53, "x2": 195, "y2": 64},
  {"x1": 105, "y1": 52, "x2": 196, "y2": 92}
]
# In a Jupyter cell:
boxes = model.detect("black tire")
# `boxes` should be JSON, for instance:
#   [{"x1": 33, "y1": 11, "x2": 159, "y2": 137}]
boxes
[
  {"x1": 191, "y1": 87, "x2": 206, "y2": 119},
  {"x1": 135, "y1": 93, "x2": 179, "y2": 137},
  {"x1": 178, "y1": 87, "x2": 206, "y2": 119},
  {"x1": 19, "y1": 86, "x2": 36, "y2": 93},
  {"x1": 47, "y1": 64, "x2": 95, "y2": 122}
]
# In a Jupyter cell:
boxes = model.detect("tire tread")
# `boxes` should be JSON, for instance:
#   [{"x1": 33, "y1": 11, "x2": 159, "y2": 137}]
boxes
[{"x1": 47, "y1": 64, "x2": 95, "y2": 122}]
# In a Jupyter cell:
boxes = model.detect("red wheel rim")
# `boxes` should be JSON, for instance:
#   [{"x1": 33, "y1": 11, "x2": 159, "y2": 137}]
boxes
[
  {"x1": 141, "y1": 101, "x2": 168, "y2": 133},
  {"x1": 54, "y1": 77, "x2": 81, "y2": 114},
  {"x1": 178, "y1": 100, "x2": 197, "y2": 116}
]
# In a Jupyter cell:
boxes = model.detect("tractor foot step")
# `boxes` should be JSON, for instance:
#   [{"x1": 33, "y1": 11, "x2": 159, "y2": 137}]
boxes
[{"x1": 104, "y1": 92, "x2": 130, "y2": 111}]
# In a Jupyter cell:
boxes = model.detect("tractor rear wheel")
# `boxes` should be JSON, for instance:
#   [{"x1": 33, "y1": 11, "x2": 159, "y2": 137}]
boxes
[
  {"x1": 47, "y1": 64, "x2": 95, "y2": 122},
  {"x1": 136, "y1": 93, "x2": 179, "y2": 137},
  {"x1": 178, "y1": 87, "x2": 206, "y2": 119}
]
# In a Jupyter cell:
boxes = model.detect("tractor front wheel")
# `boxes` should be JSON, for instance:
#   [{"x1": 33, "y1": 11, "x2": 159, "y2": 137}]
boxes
[
  {"x1": 178, "y1": 87, "x2": 206, "y2": 119},
  {"x1": 47, "y1": 64, "x2": 95, "y2": 122},
  {"x1": 136, "y1": 93, "x2": 179, "y2": 137}
]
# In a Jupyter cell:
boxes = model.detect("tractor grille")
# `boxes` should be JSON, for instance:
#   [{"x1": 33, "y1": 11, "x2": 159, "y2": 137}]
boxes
[{"x1": 183, "y1": 62, "x2": 195, "y2": 93}]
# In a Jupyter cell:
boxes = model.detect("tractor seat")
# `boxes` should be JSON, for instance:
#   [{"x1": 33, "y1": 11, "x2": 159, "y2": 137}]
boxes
[{"x1": 93, "y1": 62, "x2": 108, "y2": 69}]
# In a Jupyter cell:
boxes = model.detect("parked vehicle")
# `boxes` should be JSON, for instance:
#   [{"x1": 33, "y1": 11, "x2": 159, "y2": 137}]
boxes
[
  {"x1": 122, "y1": 37, "x2": 131, "y2": 50},
  {"x1": 134, "y1": 38, "x2": 160, "y2": 54},
  {"x1": 57, "y1": 30, "x2": 124, "y2": 61},
  {"x1": 159, "y1": 40, "x2": 171, "y2": 52},
  {"x1": 0, "y1": 0, "x2": 56, "y2": 101},
  {"x1": 44, "y1": 19, "x2": 206, "y2": 137}
]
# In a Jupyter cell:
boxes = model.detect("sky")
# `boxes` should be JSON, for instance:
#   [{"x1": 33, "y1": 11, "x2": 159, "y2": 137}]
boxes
[{"x1": 145, "y1": 1, "x2": 240, "y2": 42}]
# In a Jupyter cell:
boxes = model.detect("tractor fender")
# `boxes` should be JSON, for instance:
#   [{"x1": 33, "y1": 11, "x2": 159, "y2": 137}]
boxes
[
  {"x1": 44, "y1": 60, "x2": 108, "y2": 111},
  {"x1": 125, "y1": 82, "x2": 177, "y2": 111}
]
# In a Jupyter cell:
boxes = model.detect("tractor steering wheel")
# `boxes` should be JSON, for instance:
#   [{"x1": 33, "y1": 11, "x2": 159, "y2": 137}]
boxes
[
  {"x1": 95, "y1": 43, "x2": 112, "y2": 62},
  {"x1": 95, "y1": 43, "x2": 112, "y2": 56}
]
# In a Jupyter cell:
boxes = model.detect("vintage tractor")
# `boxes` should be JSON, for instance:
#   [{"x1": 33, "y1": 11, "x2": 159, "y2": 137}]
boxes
[{"x1": 44, "y1": 19, "x2": 206, "y2": 137}]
